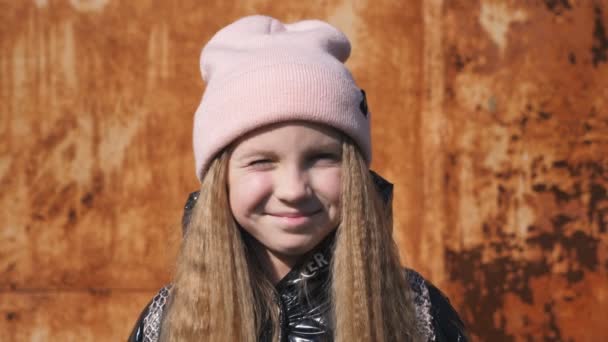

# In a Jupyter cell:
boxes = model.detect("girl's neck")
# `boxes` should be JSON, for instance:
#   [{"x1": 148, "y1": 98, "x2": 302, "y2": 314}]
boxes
[
  {"x1": 255, "y1": 248, "x2": 301, "y2": 285},
  {"x1": 248, "y1": 230, "x2": 337, "y2": 285}
]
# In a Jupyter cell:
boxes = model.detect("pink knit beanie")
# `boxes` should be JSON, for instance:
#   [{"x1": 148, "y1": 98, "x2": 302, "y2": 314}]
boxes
[{"x1": 193, "y1": 15, "x2": 371, "y2": 181}]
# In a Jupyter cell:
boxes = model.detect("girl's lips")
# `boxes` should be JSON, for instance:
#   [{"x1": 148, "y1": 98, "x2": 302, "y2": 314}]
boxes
[
  {"x1": 270, "y1": 209, "x2": 321, "y2": 218},
  {"x1": 268, "y1": 210, "x2": 321, "y2": 226}
]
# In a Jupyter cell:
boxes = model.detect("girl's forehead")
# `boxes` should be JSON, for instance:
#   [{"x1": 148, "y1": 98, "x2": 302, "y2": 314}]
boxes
[{"x1": 231, "y1": 122, "x2": 343, "y2": 152}]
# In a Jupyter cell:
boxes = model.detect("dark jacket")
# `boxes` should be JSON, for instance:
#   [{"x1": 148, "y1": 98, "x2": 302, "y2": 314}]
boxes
[{"x1": 128, "y1": 172, "x2": 468, "y2": 342}]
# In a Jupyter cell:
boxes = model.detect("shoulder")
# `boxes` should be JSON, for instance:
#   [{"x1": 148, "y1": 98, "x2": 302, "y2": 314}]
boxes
[
  {"x1": 127, "y1": 285, "x2": 173, "y2": 342},
  {"x1": 405, "y1": 269, "x2": 469, "y2": 342}
]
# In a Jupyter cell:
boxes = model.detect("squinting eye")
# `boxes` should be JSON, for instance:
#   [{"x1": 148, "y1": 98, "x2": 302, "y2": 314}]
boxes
[
  {"x1": 249, "y1": 159, "x2": 272, "y2": 166},
  {"x1": 313, "y1": 153, "x2": 340, "y2": 162}
]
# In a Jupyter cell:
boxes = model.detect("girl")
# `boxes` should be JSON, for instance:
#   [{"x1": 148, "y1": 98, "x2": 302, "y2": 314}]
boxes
[{"x1": 128, "y1": 15, "x2": 467, "y2": 342}]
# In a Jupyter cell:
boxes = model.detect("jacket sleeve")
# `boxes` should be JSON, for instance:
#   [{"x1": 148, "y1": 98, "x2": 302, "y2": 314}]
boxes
[
  {"x1": 127, "y1": 300, "x2": 151, "y2": 342},
  {"x1": 406, "y1": 269, "x2": 469, "y2": 341},
  {"x1": 426, "y1": 280, "x2": 469, "y2": 342},
  {"x1": 126, "y1": 285, "x2": 173, "y2": 342}
]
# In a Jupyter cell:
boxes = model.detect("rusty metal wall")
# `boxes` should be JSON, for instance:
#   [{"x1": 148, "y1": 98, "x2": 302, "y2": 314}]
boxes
[{"x1": 1, "y1": 0, "x2": 606, "y2": 340}]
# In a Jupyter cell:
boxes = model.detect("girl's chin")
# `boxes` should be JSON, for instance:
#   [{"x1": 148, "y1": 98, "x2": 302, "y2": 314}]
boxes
[
  {"x1": 266, "y1": 239, "x2": 318, "y2": 257},
  {"x1": 242, "y1": 224, "x2": 338, "y2": 261},
  {"x1": 266, "y1": 234, "x2": 330, "y2": 257}
]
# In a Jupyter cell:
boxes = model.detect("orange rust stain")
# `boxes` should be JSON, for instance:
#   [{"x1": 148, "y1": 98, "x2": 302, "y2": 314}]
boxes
[
  {"x1": 442, "y1": 0, "x2": 608, "y2": 340},
  {"x1": 1, "y1": 0, "x2": 607, "y2": 340}
]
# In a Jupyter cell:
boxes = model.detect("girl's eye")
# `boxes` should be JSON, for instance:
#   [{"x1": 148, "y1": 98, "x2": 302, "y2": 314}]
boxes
[
  {"x1": 316, "y1": 153, "x2": 336, "y2": 159},
  {"x1": 248, "y1": 159, "x2": 272, "y2": 167},
  {"x1": 312, "y1": 153, "x2": 340, "y2": 164}
]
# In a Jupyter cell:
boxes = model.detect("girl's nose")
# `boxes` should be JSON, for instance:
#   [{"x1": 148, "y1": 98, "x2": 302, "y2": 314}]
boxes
[{"x1": 274, "y1": 166, "x2": 310, "y2": 203}]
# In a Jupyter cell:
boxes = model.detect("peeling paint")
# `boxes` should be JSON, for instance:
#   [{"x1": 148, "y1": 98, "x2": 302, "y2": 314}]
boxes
[
  {"x1": 592, "y1": 4, "x2": 608, "y2": 66},
  {"x1": 444, "y1": 0, "x2": 608, "y2": 340},
  {"x1": 479, "y1": 1, "x2": 527, "y2": 53},
  {"x1": 33, "y1": 0, "x2": 48, "y2": 9},
  {"x1": 544, "y1": 0, "x2": 572, "y2": 15},
  {"x1": 1, "y1": 1, "x2": 607, "y2": 341},
  {"x1": 68, "y1": 0, "x2": 109, "y2": 12}
]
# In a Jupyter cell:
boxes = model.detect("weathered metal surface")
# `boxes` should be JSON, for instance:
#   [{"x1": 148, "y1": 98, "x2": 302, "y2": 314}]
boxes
[
  {"x1": 0, "y1": 290, "x2": 155, "y2": 340},
  {"x1": 436, "y1": 0, "x2": 608, "y2": 340},
  {"x1": 1, "y1": 0, "x2": 606, "y2": 340}
]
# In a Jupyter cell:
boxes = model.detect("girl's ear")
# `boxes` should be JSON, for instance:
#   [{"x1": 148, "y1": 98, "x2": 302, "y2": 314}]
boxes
[{"x1": 181, "y1": 191, "x2": 200, "y2": 237}]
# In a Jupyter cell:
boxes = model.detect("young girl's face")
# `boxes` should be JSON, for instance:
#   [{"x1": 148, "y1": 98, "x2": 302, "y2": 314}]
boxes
[{"x1": 228, "y1": 122, "x2": 342, "y2": 264}]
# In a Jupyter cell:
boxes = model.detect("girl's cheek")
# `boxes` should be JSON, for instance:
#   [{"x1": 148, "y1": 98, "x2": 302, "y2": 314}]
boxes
[
  {"x1": 231, "y1": 171, "x2": 274, "y2": 207},
  {"x1": 312, "y1": 167, "x2": 342, "y2": 201}
]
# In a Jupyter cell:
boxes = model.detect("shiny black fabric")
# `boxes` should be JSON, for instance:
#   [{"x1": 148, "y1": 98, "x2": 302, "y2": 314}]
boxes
[
  {"x1": 269, "y1": 232, "x2": 334, "y2": 341},
  {"x1": 128, "y1": 171, "x2": 468, "y2": 341}
]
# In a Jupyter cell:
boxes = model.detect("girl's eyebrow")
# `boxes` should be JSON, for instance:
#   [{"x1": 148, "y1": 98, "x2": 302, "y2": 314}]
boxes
[
  {"x1": 234, "y1": 148, "x2": 277, "y2": 159},
  {"x1": 305, "y1": 142, "x2": 342, "y2": 153}
]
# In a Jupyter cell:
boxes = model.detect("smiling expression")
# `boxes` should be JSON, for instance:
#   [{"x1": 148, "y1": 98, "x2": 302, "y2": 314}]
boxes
[{"x1": 227, "y1": 122, "x2": 342, "y2": 264}]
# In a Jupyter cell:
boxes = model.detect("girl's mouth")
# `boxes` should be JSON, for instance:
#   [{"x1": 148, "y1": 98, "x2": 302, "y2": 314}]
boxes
[
  {"x1": 270, "y1": 208, "x2": 321, "y2": 217},
  {"x1": 268, "y1": 210, "x2": 322, "y2": 226}
]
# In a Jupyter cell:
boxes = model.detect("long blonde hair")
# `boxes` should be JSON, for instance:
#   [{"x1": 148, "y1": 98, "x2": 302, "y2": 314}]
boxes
[{"x1": 159, "y1": 138, "x2": 421, "y2": 341}]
